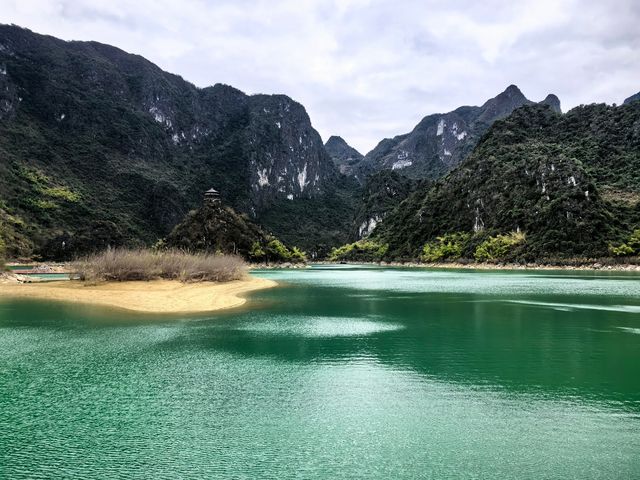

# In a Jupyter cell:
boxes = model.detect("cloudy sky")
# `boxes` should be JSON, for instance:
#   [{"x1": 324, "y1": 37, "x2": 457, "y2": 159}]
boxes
[{"x1": 2, "y1": 0, "x2": 639, "y2": 153}]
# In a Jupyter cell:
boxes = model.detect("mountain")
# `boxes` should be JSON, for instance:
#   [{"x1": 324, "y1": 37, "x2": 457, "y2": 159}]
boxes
[
  {"x1": 324, "y1": 135, "x2": 363, "y2": 176},
  {"x1": 624, "y1": 92, "x2": 640, "y2": 105},
  {"x1": 0, "y1": 24, "x2": 356, "y2": 259},
  {"x1": 540, "y1": 94, "x2": 562, "y2": 112},
  {"x1": 374, "y1": 102, "x2": 640, "y2": 260},
  {"x1": 351, "y1": 170, "x2": 419, "y2": 239},
  {"x1": 357, "y1": 85, "x2": 561, "y2": 180}
]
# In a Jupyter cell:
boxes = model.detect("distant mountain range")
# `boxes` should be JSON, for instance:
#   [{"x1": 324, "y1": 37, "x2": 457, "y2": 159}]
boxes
[{"x1": 0, "y1": 24, "x2": 638, "y2": 263}]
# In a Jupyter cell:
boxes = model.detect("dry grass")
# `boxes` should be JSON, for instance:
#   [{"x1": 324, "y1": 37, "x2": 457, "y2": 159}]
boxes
[
  {"x1": 600, "y1": 188, "x2": 640, "y2": 207},
  {"x1": 73, "y1": 249, "x2": 247, "y2": 283}
]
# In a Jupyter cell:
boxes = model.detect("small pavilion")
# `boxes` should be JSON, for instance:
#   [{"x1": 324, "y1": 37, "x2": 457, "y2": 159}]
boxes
[{"x1": 204, "y1": 188, "x2": 221, "y2": 204}]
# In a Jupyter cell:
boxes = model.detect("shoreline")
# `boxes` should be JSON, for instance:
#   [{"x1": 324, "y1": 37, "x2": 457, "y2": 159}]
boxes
[
  {"x1": 0, "y1": 275, "x2": 277, "y2": 314},
  {"x1": 313, "y1": 261, "x2": 640, "y2": 272}
]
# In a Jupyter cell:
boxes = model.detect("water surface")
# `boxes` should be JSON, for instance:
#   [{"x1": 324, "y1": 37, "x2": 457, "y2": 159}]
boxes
[{"x1": 1, "y1": 266, "x2": 639, "y2": 478}]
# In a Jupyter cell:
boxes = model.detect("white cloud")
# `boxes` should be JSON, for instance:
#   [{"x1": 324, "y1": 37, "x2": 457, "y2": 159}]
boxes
[{"x1": 1, "y1": 0, "x2": 639, "y2": 153}]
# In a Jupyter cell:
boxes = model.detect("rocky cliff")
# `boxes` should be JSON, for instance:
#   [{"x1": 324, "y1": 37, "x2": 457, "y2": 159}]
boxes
[{"x1": 0, "y1": 25, "x2": 350, "y2": 258}]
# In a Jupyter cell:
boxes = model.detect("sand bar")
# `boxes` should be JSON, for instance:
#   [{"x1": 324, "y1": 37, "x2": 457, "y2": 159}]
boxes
[{"x1": 0, "y1": 276, "x2": 276, "y2": 314}]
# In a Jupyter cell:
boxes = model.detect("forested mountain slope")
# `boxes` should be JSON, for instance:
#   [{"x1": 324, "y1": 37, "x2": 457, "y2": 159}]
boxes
[
  {"x1": 374, "y1": 102, "x2": 640, "y2": 260},
  {"x1": 0, "y1": 25, "x2": 355, "y2": 259}
]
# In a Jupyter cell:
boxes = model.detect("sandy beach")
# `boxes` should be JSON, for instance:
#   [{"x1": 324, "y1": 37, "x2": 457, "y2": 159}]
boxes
[{"x1": 0, "y1": 276, "x2": 277, "y2": 314}]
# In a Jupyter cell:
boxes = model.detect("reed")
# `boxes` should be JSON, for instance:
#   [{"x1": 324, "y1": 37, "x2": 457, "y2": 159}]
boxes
[{"x1": 73, "y1": 248, "x2": 247, "y2": 283}]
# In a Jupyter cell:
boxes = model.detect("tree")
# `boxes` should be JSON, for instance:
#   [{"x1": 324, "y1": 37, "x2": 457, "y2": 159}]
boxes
[
  {"x1": 421, "y1": 232, "x2": 471, "y2": 262},
  {"x1": 249, "y1": 241, "x2": 266, "y2": 261},
  {"x1": 475, "y1": 231, "x2": 526, "y2": 261},
  {"x1": 290, "y1": 246, "x2": 307, "y2": 263}
]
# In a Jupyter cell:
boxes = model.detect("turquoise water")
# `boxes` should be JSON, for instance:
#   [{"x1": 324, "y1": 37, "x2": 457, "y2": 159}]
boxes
[
  {"x1": 7, "y1": 265, "x2": 70, "y2": 281},
  {"x1": 1, "y1": 265, "x2": 639, "y2": 478}
]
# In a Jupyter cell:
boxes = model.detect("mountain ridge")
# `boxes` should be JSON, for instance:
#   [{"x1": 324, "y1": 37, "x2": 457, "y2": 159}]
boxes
[
  {"x1": 373, "y1": 101, "x2": 640, "y2": 260},
  {"x1": 624, "y1": 92, "x2": 640, "y2": 105},
  {"x1": 356, "y1": 85, "x2": 561, "y2": 180}
]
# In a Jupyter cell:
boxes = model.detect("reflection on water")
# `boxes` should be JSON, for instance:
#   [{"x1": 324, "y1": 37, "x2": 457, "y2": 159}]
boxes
[
  {"x1": 1, "y1": 265, "x2": 639, "y2": 479},
  {"x1": 237, "y1": 315, "x2": 404, "y2": 337}
]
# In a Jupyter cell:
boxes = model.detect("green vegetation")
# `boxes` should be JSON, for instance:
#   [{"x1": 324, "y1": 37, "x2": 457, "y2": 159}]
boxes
[
  {"x1": 421, "y1": 232, "x2": 471, "y2": 262},
  {"x1": 248, "y1": 240, "x2": 306, "y2": 263},
  {"x1": 0, "y1": 205, "x2": 32, "y2": 260},
  {"x1": 165, "y1": 203, "x2": 306, "y2": 264},
  {"x1": 265, "y1": 240, "x2": 306, "y2": 263},
  {"x1": 249, "y1": 241, "x2": 266, "y2": 260},
  {"x1": 609, "y1": 229, "x2": 640, "y2": 257},
  {"x1": 26, "y1": 198, "x2": 58, "y2": 210},
  {"x1": 474, "y1": 231, "x2": 526, "y2": 261},
  {"x1": 257, "y1": 174, "x2": 359, "y2": 258},
  {"x1": 74, "y1": 248, "x2": 246, "y2": 283},
  {"x1": 0, "y1": 25, "x2": 355, "y2": 260},
  {"x1": 329, "y1": 240, "x2": 388, "y2": 262},
  {"x1": 42, "y1": 186, "x2": 81, "y2": 202},
  {"x1": 352, "y1": 170, "x2": 418, "y2": 239},
  {"x1": 375, "y1": 103, "x2": 640, "y2": 260},
  {"x1": 290, "y1": 246, "x2": 307, "y2": 263},
  {"x1": 18, "y1": 167, "x2": 81, "y2": 208}
]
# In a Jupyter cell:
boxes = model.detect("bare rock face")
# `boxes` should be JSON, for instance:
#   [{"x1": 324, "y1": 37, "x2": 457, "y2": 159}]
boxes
[
  {"x1": 246, "y1": 95, "x2": 335, "y2": 207},
  {"x1": 357, "y1": 85, "x2": 562, "y2": 180}
]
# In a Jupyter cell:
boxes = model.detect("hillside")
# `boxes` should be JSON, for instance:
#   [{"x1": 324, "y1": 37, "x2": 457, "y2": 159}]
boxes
[
  {"x1": 357, "y1": 85, "x2": 561, "y2": 180},
  {"x1": 374, "y1": 102, "x2": 640, "y2": 260},
  {"x1": 163, "y1": 197, "x2": 305, "y2": 262},
  {"x1": 324, "y1": 135, "x2": 363, "y2": 177},
  {"x1": 0, "y1": 25, "x2": 355, "y2": 259},
  {"x1": 351, "y1": 170, "x2": 419, "y2": 240}
]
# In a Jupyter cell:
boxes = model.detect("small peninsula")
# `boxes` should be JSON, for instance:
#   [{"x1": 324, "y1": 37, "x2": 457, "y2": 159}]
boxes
[{"x1": 0, "y1": 276, "x2": 276, "y2": 314}]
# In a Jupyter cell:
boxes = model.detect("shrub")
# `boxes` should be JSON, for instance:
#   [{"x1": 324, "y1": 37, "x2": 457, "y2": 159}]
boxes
[
  {"x1": 290, "y1": 246, "x2": 307, "y2": 263},
  {"x1": 475, "y1": 231, "x2": 526, "y2": 261},
  {"x1": 257, "y1": 239, "x2": 305, "y2": 263},
  {"x1": 628, "y1": 229, "x2": 640, "y2": 252},
  {"x1": 249, "y1": 241, "x2": 266, "y2": 261},
  {"x1": 42, "y1": 186, "x2": 80, "y2": 202},
  {"x1": 421, "y1": 232, "x2": 471, "y2": 262},
  {"x1": 609, "y1": 243, "x2": 634, "y2": 257},
  {"x1": 265, "y1": 239, "x2": 292, "y2": 263},
  {"x1": 73, "y1": 248, "x2": 246, "y2": 283},
  {"x1": 329, "y1": 240, "x2": 388, "y2": 262},
  {"x1": 609, "y1": 229, "x2": 640, "y2": 256}
]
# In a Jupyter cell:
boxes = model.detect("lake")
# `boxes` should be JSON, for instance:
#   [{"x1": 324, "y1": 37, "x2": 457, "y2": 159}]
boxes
[{"x1": 1, "y1": 265, "x2": 639, "y2": 479}]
